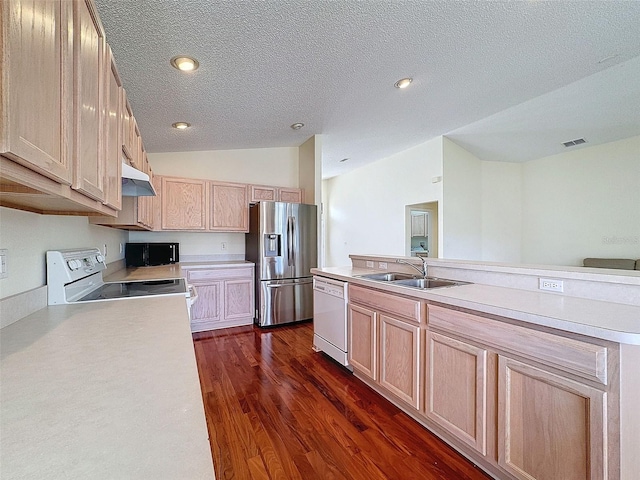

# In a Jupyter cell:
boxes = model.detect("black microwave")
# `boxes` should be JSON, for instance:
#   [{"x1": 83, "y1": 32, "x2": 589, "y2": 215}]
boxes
[{"x1": 125, "y1": 242, "x2": 179, "y2": 267}]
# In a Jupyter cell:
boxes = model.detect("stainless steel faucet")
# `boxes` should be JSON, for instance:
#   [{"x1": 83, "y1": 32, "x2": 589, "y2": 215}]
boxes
[{"x1": 396, "y1": 256, "x2": 428, "y2": 278}]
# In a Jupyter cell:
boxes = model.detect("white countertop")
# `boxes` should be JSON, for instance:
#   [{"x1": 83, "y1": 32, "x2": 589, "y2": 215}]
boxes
[
  {"x1": 104, "y1": 261, "x2": 253, "y2": 282},
  {"x1": 0, "y1": 295, "x2": 214, "y2": 479},
  {"x1": 311, "y1": 266, "x2": 640, "y2": 345}
]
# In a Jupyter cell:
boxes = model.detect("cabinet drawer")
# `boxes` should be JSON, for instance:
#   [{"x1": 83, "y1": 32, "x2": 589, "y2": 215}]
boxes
[
  {"x1": 349, "y1": 284, "x2": 424, "y2": 324},
  {"x1": 428, "y1": 305, "x2": 608, "y2": 385},
  {"x1": 185, "y1": 267, "x2": 253, "y2": 283}
]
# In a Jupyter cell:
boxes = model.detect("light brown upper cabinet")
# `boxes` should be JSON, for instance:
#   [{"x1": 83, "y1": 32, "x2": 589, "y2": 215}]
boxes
[
  {"x1": 1, "y1": 0, "x2": 74, "y2": 184},
  {"x1": 102, "y1": 45, "x2": 122, "y2": 211},
  {"x1": 277, "y1": 187, "x2": 303, "y2": 203},
  {"x1": 161, "y1": 176, "x2": 208, "y2": 230},
  {"x1": 0, "y1": 0, "x2": 117, "y2": 217},
  {"x1": 137, "y1": 151, "x2": 155, "y2": 229},
  {"x1": 121, "y1": 93, "x2": 135, "y2": 161},
  {"x1": 72, "y1": 0, "x2": 106, "y2": 202},
  {"x1": 249, "y1": 185, "x2": 277, "y2": 202},
  {"x1": 249, "y1": 185, "x2": 304, "y2": 204},
  {"x1": 210, "y1": 181, "x2": 249, "y2": 231}
]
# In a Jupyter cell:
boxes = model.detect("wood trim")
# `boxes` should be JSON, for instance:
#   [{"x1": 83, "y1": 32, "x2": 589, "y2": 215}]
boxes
[
  {"x1": 349, "y1": 284, "x2": 425, "y2": 324},
  {"x1": 498, "y1": 355, "x2": 607, "y2": 480},
  {"x1": 428, "y1": 304, "x2": 608, "y2": 385},
  {"x1": 0, "y1": 157, "x2": 116, "y2": 216}
]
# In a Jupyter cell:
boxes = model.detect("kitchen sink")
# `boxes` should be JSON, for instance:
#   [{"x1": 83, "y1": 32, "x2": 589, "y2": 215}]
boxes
[
  {"x1": 357, "y1": 272, "x2": 468, "y2": 289},
  {"x1": 392, "y1": 278, "x2": 465, "y2": 289},
  {"x1": 356, "y1": 272, "x2": 420, "y2": 281}
]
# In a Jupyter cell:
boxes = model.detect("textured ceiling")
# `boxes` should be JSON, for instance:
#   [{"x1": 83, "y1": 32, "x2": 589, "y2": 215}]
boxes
[{"x1": 94, "y1": 0, "x2": 640, "y2": 178}]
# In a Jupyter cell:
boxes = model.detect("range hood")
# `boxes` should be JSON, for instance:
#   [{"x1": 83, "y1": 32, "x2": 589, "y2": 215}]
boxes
[{"x1": 121, "y1": 162, "x2": 156, "y2": 197}]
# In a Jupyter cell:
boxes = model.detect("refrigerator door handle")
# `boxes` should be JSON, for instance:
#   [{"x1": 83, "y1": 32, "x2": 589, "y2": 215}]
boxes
[{"x1": 287, "y1": 216, "x2": 295, "y2": 266}]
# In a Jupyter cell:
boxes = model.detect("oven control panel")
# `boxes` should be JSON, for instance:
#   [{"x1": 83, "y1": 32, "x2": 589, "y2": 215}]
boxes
[
  {"x1": 46, "y1": 249, "x2": 108, "y2": 305},
  {"x1": 47, "y1": 249, "x2": 107, "y2": 284}
]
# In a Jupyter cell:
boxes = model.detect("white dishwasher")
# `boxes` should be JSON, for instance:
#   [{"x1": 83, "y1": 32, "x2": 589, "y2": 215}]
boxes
[{"x1": 313, "y1": 276, "x2": 350, "y2": 368}]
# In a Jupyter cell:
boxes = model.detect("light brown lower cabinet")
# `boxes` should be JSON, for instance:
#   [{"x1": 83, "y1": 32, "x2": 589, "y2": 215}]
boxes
[
  {"x1": 347, "y1": 285, "x2": 620, "y2": 480},
  {"x1": 379, "y1": 314, "x2": 421, "y2": 409},
  {"x1": 425, "y1": 330, "x2": 488, "y2": 455},
  {"x1": 184, "y1": 265, "x2": 254, "y2": 333},
  {"x1": 347, "y1": 284, "x2": 425, "y2": 411},
  {"x1": 498, "y1": 356, "x2": 607, "y2": 480},
  {"x1": 348, "y1": 303, "x2": 378, "y2": 380}
]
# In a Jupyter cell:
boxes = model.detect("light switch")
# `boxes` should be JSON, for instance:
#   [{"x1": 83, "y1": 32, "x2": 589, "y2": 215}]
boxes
[{"x1": 0, "y1": 249, "x2": 7, "y2": 279}]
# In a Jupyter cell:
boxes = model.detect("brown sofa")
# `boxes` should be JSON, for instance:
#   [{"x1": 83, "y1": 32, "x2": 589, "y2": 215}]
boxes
[{"x1": 583, "y1": 258, "x2": 640, "y2": 270}]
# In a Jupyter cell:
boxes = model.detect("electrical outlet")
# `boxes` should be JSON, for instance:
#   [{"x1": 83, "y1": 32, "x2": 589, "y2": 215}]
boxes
[
  {"x1": 366, "y1": 261, "x2": 374, "y2": 268},
  {"x1": 378, "y1": 262, "x2": 388, "y2": 269},
  {"x1": 539, "y1": 278, "x2": 564, "y2": 293},
  {"x1": 221, "y1": 242, "x2": 227, "y2": 251},
  {"x1": 103, "y1": 244, "x2": 108, "y2": 258}
]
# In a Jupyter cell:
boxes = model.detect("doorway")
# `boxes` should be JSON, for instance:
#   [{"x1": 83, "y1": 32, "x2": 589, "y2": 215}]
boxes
[{"x1": 405, "y1": 201, "x2": 438, "y2": 257}]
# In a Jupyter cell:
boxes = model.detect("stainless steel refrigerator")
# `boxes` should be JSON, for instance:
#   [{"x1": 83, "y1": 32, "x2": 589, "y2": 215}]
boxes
[{"x1": 245, "y1": 201, "x2": 318, "y2": 327}]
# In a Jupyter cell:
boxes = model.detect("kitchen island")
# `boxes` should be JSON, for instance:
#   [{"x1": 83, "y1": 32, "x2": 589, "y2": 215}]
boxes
[
  {"x1": 312, "y1": 255, "x2": 640, "y2": 480},
  {"x1": 0, "y1": 295, "x2": 214, "y2": 479}
]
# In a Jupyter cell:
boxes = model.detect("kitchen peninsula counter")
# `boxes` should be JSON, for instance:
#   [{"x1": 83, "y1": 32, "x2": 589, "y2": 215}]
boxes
[
  {"x1": 0, "y1": 295, "x2": 214, "y2": 479},
  {"x1": 311, "y1": 265, "x2": 640, "y2": 345},
  {"x1": 104, "y1": 260, "x2": 254, "y2": 282}
]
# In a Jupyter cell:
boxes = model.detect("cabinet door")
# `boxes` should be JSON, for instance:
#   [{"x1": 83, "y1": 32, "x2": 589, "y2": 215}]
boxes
[
  {"x1": 348, "y1": 304, "x2": 377, "y2": 380},
  {"x1": 161, "y1": 177, "x2": 207, "y2": 230},
  {"x1": 190, "y1": 282, "x2": 223, "y2": 328},
  {"x1": 411, "y1": 212, "x2": 428, "y2": 237},
  {"x1": 1, "y1": 0, "x2": 73, "y2": 184},
  {"x1": 379, "y1": 314, "x2": 421, "y2": 409},
  {"x1": 498, "y1": 356, "x2": 607, "y2": 480},
  {"x1": 137, "y1": 152, "x2": 154, "y2": 228},
  {"x1": 72, "y1": 0, "x2": 105, "y2": 201},
  {"x1": 224, "y1": 279, "x2": 254, "y2": 320},
  {"x1": 102, "y1": 45, "x2": 122, "y2": 210},
  {"x1": 121, "y1": 93, "x2": 135, "y2": 160},
  {"x1": 278, "y1": 187, "x2": 303, "y2": 203},
  {"x1": 250, "y1": 185, "x2": 276, "y2": 203},
  {"x1": 210, "y1": 182, "x2": 248, "y2": 231},
  {"x1": 425, "y1": 330, "x2": 488, "y2": 455}
]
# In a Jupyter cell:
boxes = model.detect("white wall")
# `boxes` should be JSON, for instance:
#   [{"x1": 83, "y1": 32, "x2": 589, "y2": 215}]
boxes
[
  {"x1": 324, "y1": 135, "x2": 638, "y2": 268},
  {"x1": 323, "y1": 137, "x2": 443, "y2": 267},
  {"x1": 442, "y1": 138, "x2": 483, "y2": 260},
  {"x1": 148, "y1": 146, "x2": 299, "y2": 185},
  {"x1": 522, "y1": 135, "x2": 640, "y2": 266},
  {"x1": 0, "y1": 207, "x2": 128, "y2": 299},
  {"x1": 133, "y1": 146, "x2": 302, "y2": 256},
  {"x1": 481, "y1": 161, "x2": 523, "y2": 263}
]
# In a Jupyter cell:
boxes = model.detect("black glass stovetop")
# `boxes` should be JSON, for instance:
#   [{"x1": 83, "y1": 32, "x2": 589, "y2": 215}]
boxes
[{"x1": 77, "y1": 279, "x2": 187, "y2": 302}]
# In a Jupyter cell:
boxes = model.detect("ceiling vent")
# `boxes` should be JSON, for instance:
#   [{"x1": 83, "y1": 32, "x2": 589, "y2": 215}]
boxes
[{"x1": 562, "y1": 138, "x2": 587, "y2": 148}]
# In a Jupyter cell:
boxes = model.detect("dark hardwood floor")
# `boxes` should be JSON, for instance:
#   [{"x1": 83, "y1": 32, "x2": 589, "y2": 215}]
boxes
[{"x1": 193, "y1": 321, "x2": 491, "y2": 480}]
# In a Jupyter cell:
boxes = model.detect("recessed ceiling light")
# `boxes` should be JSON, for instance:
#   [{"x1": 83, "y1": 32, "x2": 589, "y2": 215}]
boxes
[
  {"x1": 172, "y1": 122, "x2": 191, "y2": 130},
  {"x1": 170, "y1": 56, "x2": 199, "y2": 72},
  {"x1": 394, "y1": 77, "x2": 413, "y2": 89},
  {"x1": 291, "y1": 122, "x2": 305, "y2": 130},
  {"x1": 339, "y1": 158, "x2": 349, "y2": 163}
]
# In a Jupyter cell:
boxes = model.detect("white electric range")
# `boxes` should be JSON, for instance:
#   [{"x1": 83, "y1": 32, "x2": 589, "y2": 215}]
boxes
[{"x1": 46, "y1": 249, "x2": 195, "y2": 313}]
